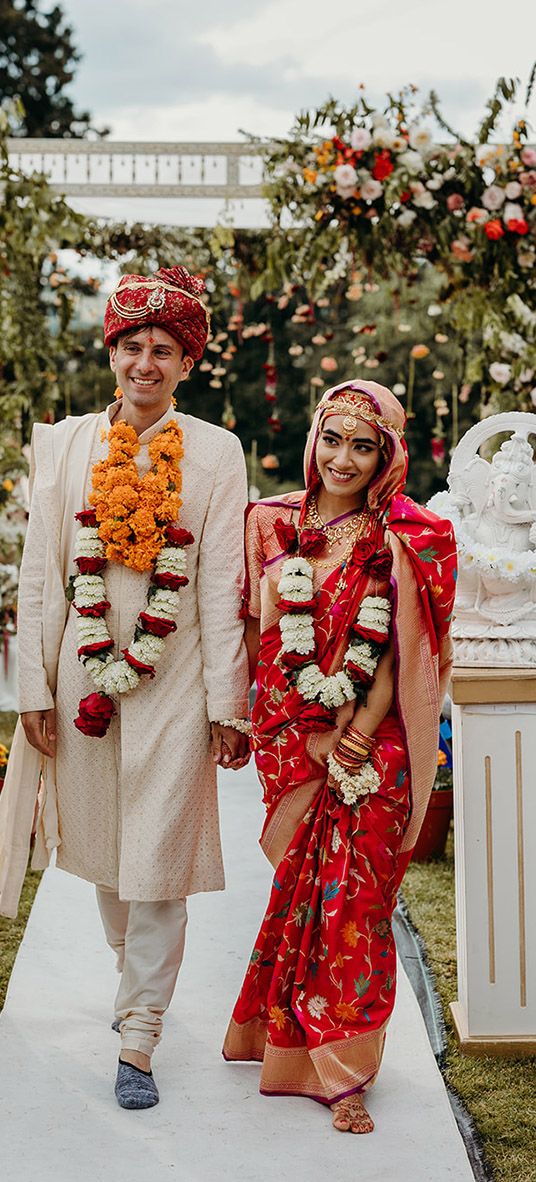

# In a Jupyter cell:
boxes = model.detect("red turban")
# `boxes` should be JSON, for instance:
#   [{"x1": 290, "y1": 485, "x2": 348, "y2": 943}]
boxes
[{"x1": 103, "y1": 265, "x2": 210, "y2": 360}]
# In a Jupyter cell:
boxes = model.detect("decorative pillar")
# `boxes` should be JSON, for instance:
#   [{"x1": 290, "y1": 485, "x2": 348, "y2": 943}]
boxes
[{"x1": 450, "y1": 666, "x2": 536, "y2": 1055}]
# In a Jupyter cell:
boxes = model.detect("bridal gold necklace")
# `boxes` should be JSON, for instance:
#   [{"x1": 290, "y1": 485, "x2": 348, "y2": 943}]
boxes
[{"x1": 304, "y1": 494, "x2": 372, "y2": 559}]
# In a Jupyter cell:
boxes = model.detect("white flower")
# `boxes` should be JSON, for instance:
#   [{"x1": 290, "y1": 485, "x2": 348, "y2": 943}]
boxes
[
  {"x1": 327, "y1": 754, "x2": 381, "y2": 805},
  {"x1": 281, "y1": 557, "x2": 313, "y2": 578},
  {"x1": 503, "y1": 202, "x2": 523, "y2": 225},
  {"x1": 372, "y1": 126, "x2": 396, "y2": 150},
  {"x1": 499, "y1": 330, "x2": 526, "y2": 356},
  {"x1": 360, "y1": 177, "x2": 383, "y2": 202},
  {"x1": 411, "y1": 186, "x2": 436, "y2": 210},
  {"x1": 155, "y1": 546, "x2": 187, "y2": 575},
  {"x1": 398, "y1": 209, "x2": 417, "y2": 228},
  {"x1": 280, "y1": 613, "x2": 315, "y2": 654},
  {"x1": 307, "y1": 994, "x2": 328, "y2": 1018},
  {"x1": 408, "y1": 126, "x2": 433, "y2": 153},
  {"x1": 345, "y1": 643, "x2": 377, "y2": 677},
  {"x1": 334, "y1": 163, "x2": 358, "y2": 198},
  {"x1": 318, "y1": 671, "x2": 355, "y2": 709},
  {"x1": 482, "y1": 185, "x2": 505, "y2": 211},
  {"x1": 76, "y1": 617, "x2": 110, "y2": 644},
  {"x1": 350, "y1": 126, "x2": 371, "y2": 151},
  {"x1": 74, "y1": 526, "x2": 105, "y2": 559},
  {"x1": 475, "y1": 143, "x2": 507, "y2": 170},
  {"x1": 393, "y1": 382, "x2": 406, "y2": 396},
  {"x1": 399, "y1": 150, "x2": 423, "y2": 175},
  {"x1": 148, "y1": 587, "x2": 182, "y2": 618},
  {"x1": 489, "y1": 362, "x2": 512, "y2": 385},
  {"x1": 73, "y1": 573, "x2": 107, "y2": 605},
  {"x1": 505, "y1": 181, "x2": 522, "y2": 200},
  {"x1": 277, "y1": 573, "x2": 314, "y2": 601},
  {"x1": 427, "y1": 304, "x2": 442, "y2": 317},
  {"x1": 296, "y1": 664, "x2": 325, "y2": 701},
  {"x1": 128, "y1": 634, "x2": 165, "y2": 663},
  {"x1": 426, "y1": 173, "x2": 444, "y2": 191},
  {"x1": 357, "y1": 596, "x2": 391, "y2": 632}
]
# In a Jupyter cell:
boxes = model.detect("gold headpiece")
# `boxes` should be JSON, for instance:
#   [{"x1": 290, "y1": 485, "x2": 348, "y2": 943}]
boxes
[{"x1": 319, "y1": 394, "x2": 404, "y2": 439}]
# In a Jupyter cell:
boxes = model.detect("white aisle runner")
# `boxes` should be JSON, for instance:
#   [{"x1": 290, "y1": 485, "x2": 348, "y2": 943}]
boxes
[{"x1": 0, "y1": 764, "x2": 473, "y2": 1182}]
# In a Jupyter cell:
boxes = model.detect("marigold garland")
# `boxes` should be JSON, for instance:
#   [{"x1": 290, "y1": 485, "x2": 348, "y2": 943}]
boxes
[{"x1": 89, "y1": 419, "x2": 184, "y2": 572}]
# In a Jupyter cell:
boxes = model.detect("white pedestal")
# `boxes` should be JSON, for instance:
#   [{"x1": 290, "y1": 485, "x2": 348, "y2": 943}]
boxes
[{"x1": 450, "y1": 667, "x2": 536, "y2": 1056}]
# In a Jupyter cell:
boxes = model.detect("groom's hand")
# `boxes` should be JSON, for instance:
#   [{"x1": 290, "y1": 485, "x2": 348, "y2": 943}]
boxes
[
  {"x1": 211, "y1": 724, "x2": 250, "y2": 769},
  {"x1": 21, "y1": 708, "x2": 57, "y2": 758}
]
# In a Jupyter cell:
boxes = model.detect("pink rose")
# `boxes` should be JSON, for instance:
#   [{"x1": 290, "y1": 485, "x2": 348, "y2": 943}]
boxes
[
  {"x1": 446, "y1": 193, "x2": 464, "y2": 211},
  {"x1": 520, "y1": 170, "x2": 536, "y2": 189},
  {"x1": 521, "y1": 146, "x2": 536, "y2": 167},
  {"x1": 505, "y1": 181, "x2": 522, "y2": 200},
  {"x1": 482, "y1": 184, "x2": 506, "y2": 211}
]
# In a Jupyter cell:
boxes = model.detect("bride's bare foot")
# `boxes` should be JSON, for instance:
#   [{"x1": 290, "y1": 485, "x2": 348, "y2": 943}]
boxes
[{"x1": 331, "y1": 1094, "x2": 374, "y2": 1134}]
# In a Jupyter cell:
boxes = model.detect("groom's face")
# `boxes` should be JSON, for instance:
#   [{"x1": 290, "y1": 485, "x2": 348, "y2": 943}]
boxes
[{"x1": 109, "y1": 325, "x2": 192, "y2": 416}]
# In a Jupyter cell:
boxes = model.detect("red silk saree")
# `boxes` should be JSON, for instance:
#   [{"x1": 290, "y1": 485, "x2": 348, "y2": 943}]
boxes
[{"x1": 224, "y1": 380, "x2": 457, "y2": 1105}]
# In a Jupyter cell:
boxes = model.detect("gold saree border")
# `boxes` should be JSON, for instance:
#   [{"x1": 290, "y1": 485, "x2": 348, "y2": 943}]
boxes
[{"x1": 223, "y1": 1017, "x2": 387, "y2": 1104}]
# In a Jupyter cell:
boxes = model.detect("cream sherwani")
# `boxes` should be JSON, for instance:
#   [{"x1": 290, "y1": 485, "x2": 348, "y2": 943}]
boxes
[{"x1": 0, "y1": 402, "x2": 250, "y2": 916}]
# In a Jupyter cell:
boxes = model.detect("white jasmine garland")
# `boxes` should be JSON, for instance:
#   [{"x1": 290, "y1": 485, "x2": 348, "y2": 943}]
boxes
[
  {"x1": 74, "y1": 526, "x2": 105, "y2": 558},
  {"x1": 73, "y1": 573, "x2": 108, "y2": 606},
  {"x1": 280, "y1": 560, "x2": 391, "y2": 709},
  {"x1": 155, "y1": 545, "x2": 188, "y2": 575},
  {"x1": 72, "y1": 518, "x2": 192, "y2": 711},
  {"x1": 319, "y1": 670, "x2": 356, "y2": 709},
  {"x1": 346, "y1": 643, "x2": 377, "y2": 677},
  {"x1": 218, "y1": 718, "x2": 252, "y2": 735},
  {"x1": 277, "y1": 574, "x2": 314, "y2": 600},
  {"x1": 327, "y1": 753, "x2": 381, "y2": 805},
  {"x1": 296, "y1": 663, "x2": 325, "y2": 700}
]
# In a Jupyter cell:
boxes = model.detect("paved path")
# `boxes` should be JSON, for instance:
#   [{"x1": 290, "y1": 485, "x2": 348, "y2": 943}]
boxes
[{"x1": 0, "y1": 764, "x2": 473, "y2": 1181}]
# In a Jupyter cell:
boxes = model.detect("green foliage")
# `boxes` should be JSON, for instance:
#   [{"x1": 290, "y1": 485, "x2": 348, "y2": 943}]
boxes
[{"x1": 0, "y1": 0, "x2": 106, "y2": 137}]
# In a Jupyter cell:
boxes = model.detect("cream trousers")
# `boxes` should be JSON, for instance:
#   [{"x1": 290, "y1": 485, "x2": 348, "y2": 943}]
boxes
[{"x1": 96, "y1": 887, "x2": 187, "y2": 1058}]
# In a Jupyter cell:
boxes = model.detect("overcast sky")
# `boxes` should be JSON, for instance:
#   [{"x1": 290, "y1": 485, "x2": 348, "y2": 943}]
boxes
[{"x1": 60, "y1": 0, "x2": 535, "y2": 142}]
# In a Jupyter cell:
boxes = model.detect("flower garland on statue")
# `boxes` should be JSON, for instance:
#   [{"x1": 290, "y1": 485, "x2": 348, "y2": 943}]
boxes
[
  {"x1": 428, "y1": 490, "x2": 536, "y2": 583},
  {"x1": 68, "y1": 419, "x2": 194, "y2": 738},
  {"x1": 276, "y1": 556, "x2": 391, "y2": 804}
]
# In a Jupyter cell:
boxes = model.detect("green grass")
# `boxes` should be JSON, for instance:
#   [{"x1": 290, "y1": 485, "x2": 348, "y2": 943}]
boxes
[
  {"x1": 0, "y1": 868, "x2": 42, "y2": 1011},
  {"x1": 402, "y1": 833, "x2": 536, "y2": 1182}
]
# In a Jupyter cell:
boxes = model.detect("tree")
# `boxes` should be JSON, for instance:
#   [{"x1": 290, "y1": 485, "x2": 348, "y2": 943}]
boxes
[{"x1": 0, "y1": 0, "x2": 106, "y2": 137}]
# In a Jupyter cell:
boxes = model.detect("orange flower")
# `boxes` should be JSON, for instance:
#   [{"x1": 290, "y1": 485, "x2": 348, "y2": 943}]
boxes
[
  {"x1": 411, "y1": 344, "x2": 430, "y2": 360},
  {"x1": 342, "y1": 920, "x2": 359, "y2": 948},
  {"x1": 335, "y1": 1001, "x2": 359, "y2": 1021},
  {"x1": 89, "y1": 420, "x2": 184, "y2": 571},
  {"x1": 437, "y1": 749, "x2": 448, "y2": 766},
  {"x1": 334, "y1": 952, "x2": 345, "y2": 969},
  {"x1": 303, "y1": 167, "x2": 318, "y2": 184},
  {"x1": 269, "y1": 1005, "x2": 286, "y2": 1031}
]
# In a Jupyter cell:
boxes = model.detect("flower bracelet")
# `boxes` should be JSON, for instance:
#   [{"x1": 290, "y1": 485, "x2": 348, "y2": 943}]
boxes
[{"x1": 217, "y1": 718, "x2": 252, "y2": 736}]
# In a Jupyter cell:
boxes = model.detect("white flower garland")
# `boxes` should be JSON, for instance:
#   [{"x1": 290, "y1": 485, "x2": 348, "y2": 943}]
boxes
[
  {"x1": 326, "y1": 752, "x2": 381, "y2": 805},
  {"x1": 73, "y1": 523, "x2": 188, "y2": 697},
  {"x1": 427, "y1": 490, "x2": 536, "y2": 584},
  {"x1": 276, "y1": 557, "x2": 391, "y2": 710}
]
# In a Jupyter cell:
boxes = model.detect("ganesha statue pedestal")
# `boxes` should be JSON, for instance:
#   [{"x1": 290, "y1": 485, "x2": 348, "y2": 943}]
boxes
[{"x1": 449, "y1": 666, "x2": 536, "y2": 1055}]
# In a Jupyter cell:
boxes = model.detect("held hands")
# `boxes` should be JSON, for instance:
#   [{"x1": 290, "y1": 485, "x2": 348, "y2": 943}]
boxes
[
  {"x1": 210, "y1": 723, "x2": 250, "y2": 770},
  {"x1": 21, "y1": 708, "x2": 57, "y2": 758}
]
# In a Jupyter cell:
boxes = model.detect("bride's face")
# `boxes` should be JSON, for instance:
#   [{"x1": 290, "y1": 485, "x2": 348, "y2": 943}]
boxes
[{"x1": 315, "y1": 414, "x2": 382, "y2": 502}]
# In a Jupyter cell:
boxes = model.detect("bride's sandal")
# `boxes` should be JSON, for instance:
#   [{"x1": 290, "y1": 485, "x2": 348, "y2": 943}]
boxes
[{"x1": 331, "y1": 1095, "x2": 374, "y2": 1134}]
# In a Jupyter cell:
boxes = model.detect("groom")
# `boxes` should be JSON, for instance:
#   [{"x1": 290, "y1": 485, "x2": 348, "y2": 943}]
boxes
[{"x1": 0, "y1": 265, "x2": 250, "y2": 1108}]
